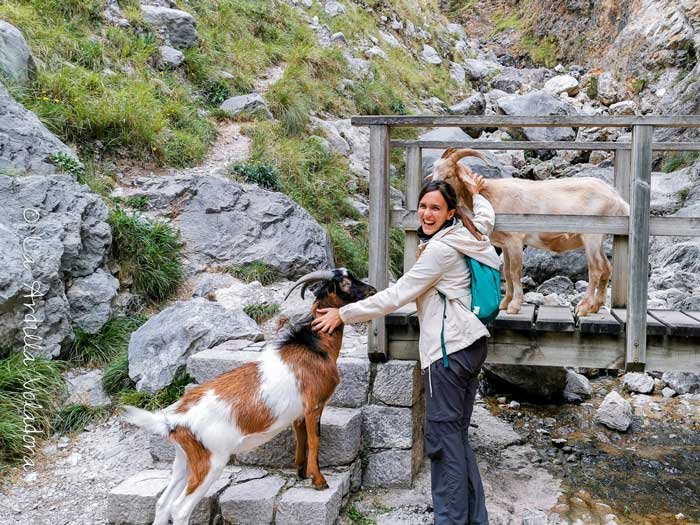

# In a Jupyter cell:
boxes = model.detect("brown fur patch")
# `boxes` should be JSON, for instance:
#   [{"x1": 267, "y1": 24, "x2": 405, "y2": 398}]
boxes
[
  {"x1": 169, "y1": 426, "x2": 211, "y2": 495},
  {"x1": 209, "y1": 362, "x2": 275, "y2": 435},
  {"x1": 279, "y1": 337, "x2": 340, "y2": 411}
]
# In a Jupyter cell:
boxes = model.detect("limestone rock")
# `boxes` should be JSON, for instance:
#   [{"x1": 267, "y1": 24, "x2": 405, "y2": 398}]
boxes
[
  {"x1": 623, "y1": 372, "x2": 655, "y2": 394},
  {"x1": 595, "y1": 391, "x2": 632, "y2": 432},
  {"x1": 463, "y1": 58, "x2": 501, "y2": 80},
  {"x1": 481, "y1": 365, "x2": 568, "y2": 400},
  {"x1": 219, "y1": 93, "x2": 272, "y2": 119},
  {"x1": 155, "y1": 45, "x2": 184, "y2": 69},
  {"x1": 324, "y1": 1, "x2": 346, "y2": 17},
  {"x1": 422, "y1": 45, "x2": 442, "y2": 65},
  {"x1": 64, "y1": 369, "x2": 111, "y2": 408},
  {"x1": 0, "y1": 20, "x2": 35, "y2": 85},
  {"x1": 128, "y1": 298, "x2": 262, "y2": 392},
  {"x1": 66, "y1": 269, "x2": 119, "y2": 334},
  {"x1": 564, "y1": 369, "x2": 592, "y2": 400},
  {"x1": 496, "y1": 91, "x2": 577, "y2": 144},
  {"x1": 141, "y1": 5, "x2": 198, "y2": 49},
  {"x1": 609, "y1": 100, "x2": 637, "y2": 115},
  {"x1": 543, "y1": 75, "x2": 580, "y2": 96},
  {"x1": 536, "y1": 276, "x2": 574, "y2": 296},
  {"x1": 661, "y1": 371, "x2": 700, "y2": 395}
]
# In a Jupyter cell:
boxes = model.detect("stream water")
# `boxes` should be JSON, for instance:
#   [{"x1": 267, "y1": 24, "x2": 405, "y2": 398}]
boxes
[{"x1": 487, "y1": 376, "x2": 700, "y2": 525}]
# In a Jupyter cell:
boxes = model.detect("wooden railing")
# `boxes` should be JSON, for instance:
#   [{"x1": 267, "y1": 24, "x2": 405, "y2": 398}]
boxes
[{"x1": 350, "y1": 115, "x2": 700, "y2": 371}]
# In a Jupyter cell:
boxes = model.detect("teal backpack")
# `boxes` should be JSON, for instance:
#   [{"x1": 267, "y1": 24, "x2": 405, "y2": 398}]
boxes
[{"x1": 438, "y1": 256, "x2": 501, "y2": 368}]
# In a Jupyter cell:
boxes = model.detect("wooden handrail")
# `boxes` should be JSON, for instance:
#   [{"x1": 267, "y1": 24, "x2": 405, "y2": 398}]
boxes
[
  {"x1": 351, "y1": 115, "x2": 700, "y2": 127},
  {"x1": 390, "y1": 140, "x2": 700, "y2": 151}
]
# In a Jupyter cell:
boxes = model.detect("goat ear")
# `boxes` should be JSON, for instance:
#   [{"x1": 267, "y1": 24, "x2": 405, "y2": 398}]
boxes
[{"x1": 441, "y1": 147, "x2": 456, "y2": 160}]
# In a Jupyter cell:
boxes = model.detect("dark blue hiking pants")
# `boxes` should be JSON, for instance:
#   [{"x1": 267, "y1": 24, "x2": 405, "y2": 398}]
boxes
[{"x1": 423, "y1": 337, "x2": 489, "y2": 525}]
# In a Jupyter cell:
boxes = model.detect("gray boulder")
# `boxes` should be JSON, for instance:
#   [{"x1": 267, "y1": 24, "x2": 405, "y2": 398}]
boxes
[
  {"x1": 481, "y1": 365, "x2": 568, "y2": 400},
  {"x1": 128, "y1": 298, "x2": 263, "y2": 392},
  {"x1": 543, "y1": 75, "x2": 579, "y2": 96},
  {"x1": 661, "y1": 372, "x2": 700, "y2": 395},
  {"x1": 422, "y1": 45, "x2": 442, "y2": 65},
  {"x1": 490, "y1": 69, "x2": 523, "y2": 94},
  {"x1": 219, "y1": 93, "x2": 272, "y2": 119},
  {"x1": 0, "y1": 83, "x2": 78, "y2": 175},
  {"x1": 595, "y1": 391, "x2": 632, "y2": 432},
  {"x1": 449, "y1": 93, "x2": 486, "y2": 138},
  {"x1": 523, "y1": 238, "x2": 613, "y2": 285},
  {"x1": 496, "y1": 91, "x2": 576, "y2": 145},
  {"x1": 103, "y1": 0, "x2": 130, "y2": 28},
  {"x1": 463, "y1": 59, "x2": 501, "y2": 81},
  {"x1": 155, "y1": 45, "x2": 184, "y2": 70},
  {"x1": 536, "y1": 276, "x2": 574, "y2": 296},
  {"x1": 324, "y1": 1, "x2": 346, "y2": 17},
  {"x1": 623, "y1": 372, "x2": 654, "y2": 394},
  {"x1": 0, "y1": 20, "x2": 35, "y2": 85},
  {"x1": 112, "y1": 175, "x2": 334, "y2": 278},
  {"x1": 141, "y1": 5, "x2": 197, "y2": 49},
  {"x1": 64, "y1": 369, "x2": 111, "y2": 407},
  {"x1": 66, "y1": 269, "x2": 119, "y2": 334},
  {"x1": 563, "y1": 369, "x2": 592, "y2": 402},
  {"x1": 0, "y1": 175, "x2": 111, "y2": 357}
]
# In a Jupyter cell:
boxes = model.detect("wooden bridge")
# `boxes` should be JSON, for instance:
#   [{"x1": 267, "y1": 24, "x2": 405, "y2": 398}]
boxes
[{"x1": 350, "y1": 115, "x2": 700, "y2": 373}]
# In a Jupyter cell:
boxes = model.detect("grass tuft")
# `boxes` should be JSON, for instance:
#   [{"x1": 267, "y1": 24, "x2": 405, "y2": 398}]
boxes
[
  {"x1": 228, "y1": 162, "x2": 283, "y2": 191},
  {"x1": 244, "y1": 303, "x2": 280, "y2": 324},
  {"x1": 102, "y1": 349, "x2": 134, "y2": 396},
  {"x1": 661, "y1": 152, "x2": 700, "y2": 173},
  {"x1": 64, "y1": 315, "x2": 147, "y2": 367},
  {"x1": 226, "y1": 262, "x2": 281, "y2": 285},
  {"x1": 0, "y1": 353, "x2": 65, "y2": 470},
  {"x1": 109, "y1": 209, "x2": 183, "y2": 303},
  {"x1": 117, "y1": 369, "x2": 192, "y2": 411},
  {"x1": 54, "y1": 404, "x2": 108, "y2": 435}
]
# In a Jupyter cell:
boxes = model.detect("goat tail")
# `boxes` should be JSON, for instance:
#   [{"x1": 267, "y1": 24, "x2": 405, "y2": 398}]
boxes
[
  {"x1": 448, "y1": 148, "x2": 492, "y2": 166},
  {"x1": 123, "y1": 405, "x2": 170, "y2": 436}
]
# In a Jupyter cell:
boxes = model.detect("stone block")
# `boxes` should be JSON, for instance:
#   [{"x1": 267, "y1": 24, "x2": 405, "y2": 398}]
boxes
[
  {"x1": 190, "y1": 471, "x2": 233, "y2": 525},
  {"x1": 107, "y1": 469, "x2": 169, "y2": 524},
  {"x1": 236, "y1": 407, "x2": 362, "y2": 468},
  {"x1": 276, "y1": 472, "x2": 351, "y2": 525},
  {"x1": 186, "y1": 348, "x2": 259, "y2": 383},
  {"x1": 149, "y1": 433, "x2": 176, "y2": 463},
  {"x1": 372, "y1": 360, "x2": 421, "y2": 406},
  {"x1": 330, "y1": 357, "x2": 369, "y2": 408},
  {"x1": 219, "y1": 475, "x2": 285, "y2": 525},
  {"x1": 362, "y1": 405, "x2": 415, "y2": 448},
  {"x1": 362, "y1": 449, "x2": 414, "y2": 488}
]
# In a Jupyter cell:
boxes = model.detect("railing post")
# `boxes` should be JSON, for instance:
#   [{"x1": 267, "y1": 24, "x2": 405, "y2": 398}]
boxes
[
  {"x1": 403, "y1": 147, "x2": 422, "y2": 272},
  {"x1": 368, "y1": 125, "x2": 391, "y2": 362},
  {"x1": 612, "y1": 149, "x2": 631, "y2": 308},
  {"x1": 626, "y1": 125, "x2": 652, "y2": 372}
]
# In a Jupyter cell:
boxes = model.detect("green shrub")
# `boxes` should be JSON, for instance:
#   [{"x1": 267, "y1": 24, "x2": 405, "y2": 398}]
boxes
[
  {"x1": 124, "y1": 195, "x2": 149, "y2": 210},
  {"x1": 226, "y1": 262, "x2": 281, "y2": 285},
  {"x1": 0, "y1": 353, "x2": 65, "y2": 470},
  {"x1": 244, "y1": 303, "x2": 280, "y2": 324},
  {"x1": 49, "y1": 151, "x2": 85, "y2": 180},
  {"x1": 345, "y1": 506, "x2": 376, "y2": 525},
  {"x1": 102, "y1": 349, "x2": 134, "y2": 396},
  {"x1": 54, "y1": 404, "x2": 108, "y2": 435},
  {"x1": 228, "y1": 162, "x2": 283, "y2": 191},
  {"x1": 117, "y1": 369, "x2": 192, "y2": 410},
  {"x1": 65, "y1": 315, "x2": 147, "y2": 367},
  {"x1": 587, "y1": 76, "x2": 599, "y2": 99},
  {"x1": 109, "y1": 209, "x2": 184, "y2": 302}
]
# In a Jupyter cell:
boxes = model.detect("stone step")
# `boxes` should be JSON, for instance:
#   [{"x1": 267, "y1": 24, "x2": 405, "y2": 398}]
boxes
[
  {"x1": 149, "y1": 406, "x2": 362, "y2": 469},
  {"x1": 107, "y1": 467, "x2": 353, "y2": 525},
  {"x1": 187, "y1": 348, "x2": 370, "y2": 408}
]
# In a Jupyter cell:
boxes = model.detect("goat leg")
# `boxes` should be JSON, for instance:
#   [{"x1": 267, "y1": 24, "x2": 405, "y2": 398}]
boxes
[
  {"x1": 304, "y1": 407, "x2": 328, "y2": 490},
  {"x1": 293, "y1": 417, "x2": 308, "y2": 479},
  {"x1": 499, "y1": 249, "x2": 513, "y2": 311},
  {"x1": 506, "y1": 243, "x2": 524, "y2": 314}
]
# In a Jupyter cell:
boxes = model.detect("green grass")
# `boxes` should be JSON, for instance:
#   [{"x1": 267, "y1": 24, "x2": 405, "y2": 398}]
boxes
[
  {"x1": 228, "y1": 162, "x2": 283, "y2": 191},
  {"x1": 64, "y1": 315, "x2": 147, "y2": 367},
  {"x1": 661, "y1": 152, "x2": 700, "y2": 173},
  {"x1": 109, "y1": 208, "x2": 183, "y2": 302},
  {"x1": 124, "y1": 195, "x2": 149, "y2": 210},
  {"x1": 226, "y1": 262, "x2": 281, "y2": 285},
  {"x1": 54, "y1": 404, "x2": 108, "y2": 435},
  {"x1": 492, "y1": 12, "x2": 525, "y2": 34},
  {"x1": 328, "y1": 223, "x2": 369, "y2": 277},
  {"x1": 102, "y1": 349, "x2": 134, "y2": 396},
  {"x1": 586, "y1": 76, "x2": 599, "y2": 99},
  {"x1": 0, "y1": 353, "x2": 65, "y2": 471},
  {"x1": 244, "y1": 303, "x2": 280, "y2": 324},
  {"x1": 521, "y1": 35, "x2": 559, "y2": 68},
  {"x1": 117, "y1": 369, "x2": 192, "y2": 411},
  {"x1": 345, "y1": 506, "x2": 376, "y2": 525}
]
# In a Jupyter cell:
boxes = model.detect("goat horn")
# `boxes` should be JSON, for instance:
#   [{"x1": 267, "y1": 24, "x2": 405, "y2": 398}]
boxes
[
  {"x1": 283, "y1": 270, "x2": 336, "y2": 301},
  {"x1": 449, "y1": 148, "x2": 492, "y2": 167}
]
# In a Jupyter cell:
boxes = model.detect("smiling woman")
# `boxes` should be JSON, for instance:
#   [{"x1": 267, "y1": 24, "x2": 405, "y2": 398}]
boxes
[{"x1": 313, "y1": 178, "x2": 501, "y2": 524}]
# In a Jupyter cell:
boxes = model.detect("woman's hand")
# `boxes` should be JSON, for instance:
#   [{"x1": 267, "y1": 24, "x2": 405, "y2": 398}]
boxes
[
  {"x1": 311, "y1": 307, "x2": 342, "y2": 334},
  {"x1": 463, "y1": 173, "x2": 486, "y2": 195}
]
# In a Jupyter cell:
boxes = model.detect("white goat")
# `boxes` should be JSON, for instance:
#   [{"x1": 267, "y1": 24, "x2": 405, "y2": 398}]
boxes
[
  {"x1": 432, "y1": 148, "x2": 630, "y2": 316},
  {"x1": 123, "y1": 269, "x2": 375, "y2": 525}
]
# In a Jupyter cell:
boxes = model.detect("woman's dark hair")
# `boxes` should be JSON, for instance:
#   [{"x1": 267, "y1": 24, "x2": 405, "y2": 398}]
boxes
[{"x1": 418, "y1": 180, "x2": 458, "y2": 210}]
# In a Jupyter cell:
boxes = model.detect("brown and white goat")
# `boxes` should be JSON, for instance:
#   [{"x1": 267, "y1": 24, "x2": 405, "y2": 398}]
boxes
[
  {"x1": 432, "y1": 148, "x2": 630, "y2": 316},
  {"x1": 123, "y1": 268, "x2": 376, "y2": 525}
]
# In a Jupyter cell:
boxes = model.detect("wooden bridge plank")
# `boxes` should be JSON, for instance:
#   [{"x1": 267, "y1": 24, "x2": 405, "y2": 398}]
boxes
[
  {"x1": 493, "y1": 304, "x2": 535, "y2": 331},
  {"x1": 610, "y1": 308, "x2": 666, "y2": 335},
  {"x1": 535, "y1": 306, "x2": 575, "y2": 332},
  {"x1": 683, "y1": 311, "x2": 700, "y2": 323},
  {"x1": 648, "y1": 310, "x2": 700, "y2": 337},
  {"x1": 579, "y1": 309, "x2": 622, "y2": 335}
]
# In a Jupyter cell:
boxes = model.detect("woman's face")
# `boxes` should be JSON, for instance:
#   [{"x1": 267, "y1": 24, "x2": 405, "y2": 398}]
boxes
[{"x1": 417, "y1": 190, "x2": 455, "y2": 236}]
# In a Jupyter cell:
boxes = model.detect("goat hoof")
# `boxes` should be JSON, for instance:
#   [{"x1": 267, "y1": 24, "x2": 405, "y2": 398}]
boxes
[
  {"x1": 313, "y1": 481, "x2": 329, "y2": 490},
  {"x1": 297, "y1": 466, "x2": 307, "y2": 480}
]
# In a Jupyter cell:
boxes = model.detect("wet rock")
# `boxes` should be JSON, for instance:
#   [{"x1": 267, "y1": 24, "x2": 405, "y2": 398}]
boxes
[
  {"x1": 536, "y1": 276, "x2": 574, "y2": 296},
  {"x1": 595, "y1": 391, "x2": 632, "y2": 432},
  {"x1": 661, "y1": 372, "x2": 700, "y2": 395},
  {"x1": 623, "y1": 372, "x2": 654, "y2": 394},
  {"x1": 128, "y1": 298, "x2": 262, "y2": 392}
]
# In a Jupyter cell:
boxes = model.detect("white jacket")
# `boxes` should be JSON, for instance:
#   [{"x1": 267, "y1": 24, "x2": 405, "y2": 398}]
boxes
[{"x1": 339, "y1": 194, "x2": 500, "y2": 371}]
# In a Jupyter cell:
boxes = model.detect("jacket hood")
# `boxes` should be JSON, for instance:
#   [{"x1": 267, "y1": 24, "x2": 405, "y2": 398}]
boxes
[{"x1": 428, "y1": 221, "x2": 501, "y2": 269}]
